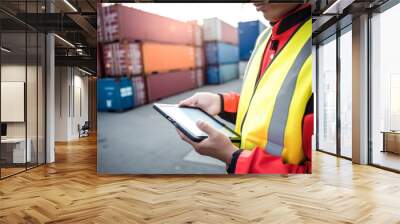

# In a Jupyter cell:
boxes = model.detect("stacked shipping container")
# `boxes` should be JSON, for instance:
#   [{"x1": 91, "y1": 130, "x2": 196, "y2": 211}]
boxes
[
  {"x1": 203, "y1": 18, "x2": 239, "y2": 84},
  {"x1": 97, "y1": 4, "x2": 203, "y2": 110},
  {"x1": 238, "y1": 20, "x2": 266, "y2": 79},
  {"x1": 98, "y1": 5, "x2": 194, "y2": 44},
  {"x1": 189, "y1": 21, "x2": 206, "y2": 88},
  {"x1": 97, "y1": 5, "x2": 262, "y2": 112}
]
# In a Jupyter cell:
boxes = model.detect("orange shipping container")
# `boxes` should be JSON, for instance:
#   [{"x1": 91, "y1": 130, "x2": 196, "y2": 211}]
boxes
[{"x1": 142, "y1": 43, "x2": 195, "y2": 75}]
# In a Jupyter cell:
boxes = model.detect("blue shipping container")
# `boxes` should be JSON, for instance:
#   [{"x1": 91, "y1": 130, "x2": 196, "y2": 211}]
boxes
[
  {"x1": 205, "y1": 42, "x2": 239, "y2": 65},
  {"x1": 239, "y1": 21, "x2": 266, "y2": 61},
  {"x1": 97, "y1": 77, "x2": 134, "y2": 111},
  {"x1": 207, "y1": 63, "x2": 239, "y2": 84}
]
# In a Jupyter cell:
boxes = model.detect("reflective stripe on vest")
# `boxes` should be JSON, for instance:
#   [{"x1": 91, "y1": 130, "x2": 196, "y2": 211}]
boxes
[
  {"x1": 266, "y1": 37, "x2": 311, "y2": 156},
  {"x1": 235, "y1": 19, "x2": 312, "y2": 165}
]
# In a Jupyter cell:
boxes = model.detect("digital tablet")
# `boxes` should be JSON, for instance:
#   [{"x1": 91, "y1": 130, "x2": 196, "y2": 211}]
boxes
[{"x1": 153, "y1": 103, "x2": 241, "y2": 143}]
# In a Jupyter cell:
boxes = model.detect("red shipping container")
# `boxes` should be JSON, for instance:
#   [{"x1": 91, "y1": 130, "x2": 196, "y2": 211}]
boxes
[
  {"x1": 97, "y1": 4, "x2": 103, "y2": 43},
  {"x1": 97, "y1": 43, "x2": 104, "y2": 77},
  {"x1": 132, "y1": 76, "x2": 147, "y2": 106},
  {"x1": 146, "y1": 70, "x2": 196, "y2": 102},
  {"x1": 98, "y1": 4, "x2": 194, "y2": 45},
  {"x1": 195, "y1": 68, "x2": 204, "y2": 87},
  {"x1": 103, "y1": 41, "x2": 142, "y2": 77}
]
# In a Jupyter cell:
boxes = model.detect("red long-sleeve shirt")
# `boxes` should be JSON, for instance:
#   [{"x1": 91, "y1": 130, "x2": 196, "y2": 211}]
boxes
[{"x1": 221, "y1": 4, "x2": 313, "y2": 174}]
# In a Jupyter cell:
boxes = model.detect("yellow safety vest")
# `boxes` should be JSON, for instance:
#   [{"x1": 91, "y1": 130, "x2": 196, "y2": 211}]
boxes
[{"x1": 235, "y1": 19, "x2": 312, "y2": 165}]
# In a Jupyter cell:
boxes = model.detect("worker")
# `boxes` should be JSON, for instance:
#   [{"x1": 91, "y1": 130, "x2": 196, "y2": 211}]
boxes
[{"x1": 178, "y1": 3, "x2": 313, "y2": 174}]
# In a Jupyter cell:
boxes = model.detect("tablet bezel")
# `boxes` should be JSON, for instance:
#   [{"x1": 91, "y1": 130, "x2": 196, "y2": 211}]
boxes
[{"x1": 153, "y1": 103, "x2": 241, "y2": 143}]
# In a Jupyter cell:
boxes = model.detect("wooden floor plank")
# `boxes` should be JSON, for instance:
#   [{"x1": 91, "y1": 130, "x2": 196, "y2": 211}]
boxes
[{"x1": 0, "y1": 135, "x2": 400, "y2": 223}]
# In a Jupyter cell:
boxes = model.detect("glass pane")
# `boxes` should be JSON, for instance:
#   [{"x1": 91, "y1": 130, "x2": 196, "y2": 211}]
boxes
[
  {"x1": 0, "y1": 0, "x2": 46, "y2": 178},
  {"x1": 317, "y1": 36, "x2": 337, "y2": 154},
  {"x1": 1, "y1": 30, "x2": 27, "y2": 177},
  {"x1": 339, "y1": 29, "x2": 352, "y2": 158},
  {"x1": 27, "y1": 31, "x2": 38, "y2": 169},
  {"x1": 38, "y1": 33, "x2": 45, "y2": 165},
  {"x1": 371, "y1": 4, "x2": 400, "y2": 171}
]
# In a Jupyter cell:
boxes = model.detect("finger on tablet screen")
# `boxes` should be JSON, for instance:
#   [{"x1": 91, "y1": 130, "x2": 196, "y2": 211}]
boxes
[
  {"x1": 196, "y1": 121, "x2": 217, "y2": 136},
  {"x1": 179, "y1": 96, "x2": 196, "y2": 107}
]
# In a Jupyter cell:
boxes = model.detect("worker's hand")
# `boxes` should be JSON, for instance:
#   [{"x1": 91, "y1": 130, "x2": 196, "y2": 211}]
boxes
[
  {"x1": 179, "y1": 92, "x2": 221, "y2": 116},
  {"x1": 177, "y1": 121, "x2": 237, "y2": 165}
]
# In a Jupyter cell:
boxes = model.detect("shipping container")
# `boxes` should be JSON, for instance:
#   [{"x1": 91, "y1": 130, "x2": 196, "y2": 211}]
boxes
[
  {"x1": 97, "y1": 43, "x2": 104, "y2": 77},
  {"x1": 207, "y1": 63, "x2": 239, "y2": 84},
  {"x1": 97, "y1": 4, "x2": 103, "y2": 43},
  {"x1": 142, "y1": 42, "x2": 195, "y2": 74},
  {"x1": 205, "y1": 42, "x2": 239, "y2": 65},
  {"x1": 132, "y1": 76, "x2": 147, "y2": 106},
  {"x1": 239, "y1": 20, "x2": 266, "y2": 60},
  {"x1": 189, "y1": 21, "x2": 203, "y2": 46},
  {"x1": 203, "y1": 18, "x2": 238, "y2": 45},
  {"x1": 103, "y1": 42, "x2": 196, "y2": 76},
  {"x1": 146, "y1": 70, "x2": 196, "y2": 102},
  {"x1": 195, "y1": 47, "x2": 204, "y2": 68},
  {"x1": 97, "y1": 77, "x2": 134, "y2": 111},
  {"x1": 239, "y1": 61, "x2": 248, "y2": 79},
  {"x1": 98, "y1": 4, "x2": 194, "y2": 45},
  {"x1": 195, "y1": 68, "x2": 205, "y2": 87},
  {"x1": 103, "y1": 41, "x2": 142, "y2": 77}
]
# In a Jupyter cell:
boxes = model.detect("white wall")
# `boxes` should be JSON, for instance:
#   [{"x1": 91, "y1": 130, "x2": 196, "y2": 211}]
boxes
[
  {"x1": 55, "y1": 67, "x2": 89, "y2": 141},
  {"x1": 55, "y1": 66, "x2": 69, "y2": 141},
  {"x1": 1, "y1": 65, "x2": 40, "y2": 137},
  {"x1": 1, "y1": 65, "x2": 26, "y2": 141},
  {"x1": 72, "y1": 73, "x2": 89, "y2": 138},
  {"x1": 1, "y1": 65, "x2": 26, "y2": 133}
]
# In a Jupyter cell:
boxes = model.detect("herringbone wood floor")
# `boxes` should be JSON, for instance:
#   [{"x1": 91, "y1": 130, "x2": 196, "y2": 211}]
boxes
[{"x1": 0, "y1": 135, "x2": 400, "y2": 224}]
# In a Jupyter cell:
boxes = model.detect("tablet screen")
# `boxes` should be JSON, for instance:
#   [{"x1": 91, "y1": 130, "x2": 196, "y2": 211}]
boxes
[{"x1": 156, "y1": 104, "x2": 238, "y2": 138}]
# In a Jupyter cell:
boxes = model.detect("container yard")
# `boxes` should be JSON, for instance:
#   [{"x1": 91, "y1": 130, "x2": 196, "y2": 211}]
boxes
[
  {"x1": 4, "y1": 2, "x2": 400, "y2": 223},
  {"x1": 97, "y1": 4, "x2": 267, "y2": 173}
]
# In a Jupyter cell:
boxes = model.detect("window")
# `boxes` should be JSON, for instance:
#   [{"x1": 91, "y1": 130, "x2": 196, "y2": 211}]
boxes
[
  {"x1": 370, "y1": 2, "x2": 400, "y2": 171},
  {"x1": 0, "y1": 0, "x2": 46, "y2": 179},
  {"x1": 317, "y1": 35, "x2": 337, "y2": 154},
  {"x1": 339, "y1": 27, "x2": 352, "y2": 158}
]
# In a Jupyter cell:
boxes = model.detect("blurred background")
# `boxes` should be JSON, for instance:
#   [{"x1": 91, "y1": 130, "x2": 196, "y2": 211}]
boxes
[{"x1": 97, "y1": 3, "x2": 269, "y2": 174}]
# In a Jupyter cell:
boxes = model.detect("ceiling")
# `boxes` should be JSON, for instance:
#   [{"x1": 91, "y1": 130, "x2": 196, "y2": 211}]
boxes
[
  {"x1": 0, "y1": 0, "x2": 97, "y2": 74},
  {"x1": 311, "y1": 0, "x2": 392, "y2": 43}
]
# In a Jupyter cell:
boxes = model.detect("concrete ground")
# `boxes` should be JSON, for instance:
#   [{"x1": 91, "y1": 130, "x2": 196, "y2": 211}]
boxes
[{"x1": 98, "y1": 79, "x2": 242, "y2": 174}]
